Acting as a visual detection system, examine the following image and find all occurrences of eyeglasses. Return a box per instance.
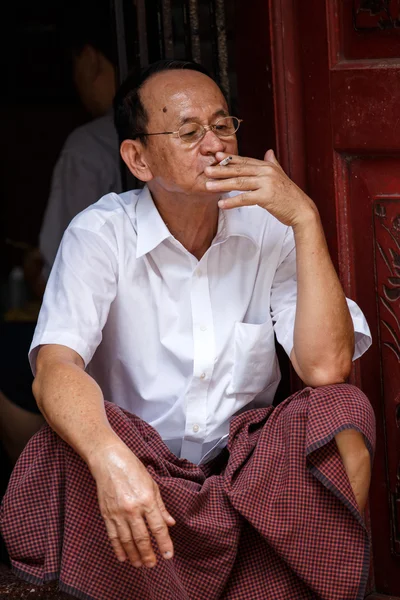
[134,116,243,144]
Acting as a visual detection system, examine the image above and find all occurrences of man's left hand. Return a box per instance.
[205,150,317,228]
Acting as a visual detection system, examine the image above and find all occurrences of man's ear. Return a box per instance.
[120,139,153,182]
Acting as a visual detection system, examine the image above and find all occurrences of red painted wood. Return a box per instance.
[233,0,275,161]
[268,0,306,189]
[331,66,400,152]
[268,0,400,595]
[341,0,400,61]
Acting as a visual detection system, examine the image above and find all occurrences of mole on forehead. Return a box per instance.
[162,106,168,113]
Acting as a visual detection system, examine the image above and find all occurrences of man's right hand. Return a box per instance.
[89,441,176,568]
[34,346,175,568]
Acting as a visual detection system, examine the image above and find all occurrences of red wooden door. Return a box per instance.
[266,0,400,596]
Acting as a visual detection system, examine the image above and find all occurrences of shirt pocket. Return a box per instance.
[228,319,278,395]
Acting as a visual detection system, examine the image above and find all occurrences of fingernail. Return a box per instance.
[133,561,142,568]
[145,561,156,568]
[164,551,173,559]
[218,200,226,208]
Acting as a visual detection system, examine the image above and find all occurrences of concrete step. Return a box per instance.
[0,564,73,599]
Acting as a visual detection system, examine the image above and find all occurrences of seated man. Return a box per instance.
[0,60,375,600]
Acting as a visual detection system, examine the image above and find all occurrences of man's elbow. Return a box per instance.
[32,365,47,412]
[301,359,353,388]
[291,346,354,388]
[32,349,48,409]
[32,373,43,407]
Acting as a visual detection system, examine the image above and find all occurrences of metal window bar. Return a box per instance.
[136,0,149,67]
[214,0,230,100]
[161,0,174,58]
[113,0,129,84]
[188,0,201,64]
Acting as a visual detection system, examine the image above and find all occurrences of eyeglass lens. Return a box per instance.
[179,117,240,143]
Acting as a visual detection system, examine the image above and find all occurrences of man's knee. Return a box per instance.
[313,383,375,429]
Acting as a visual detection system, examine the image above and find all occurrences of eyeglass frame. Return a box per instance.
[133,116,243,143]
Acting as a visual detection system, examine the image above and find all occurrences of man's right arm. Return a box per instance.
[33,344,176,569]
[34,344,118,461]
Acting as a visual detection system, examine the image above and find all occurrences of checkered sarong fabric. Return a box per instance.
[0,384,375,600]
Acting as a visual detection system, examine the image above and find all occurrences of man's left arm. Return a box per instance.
[288,209,354,386]
[205,149,368,387]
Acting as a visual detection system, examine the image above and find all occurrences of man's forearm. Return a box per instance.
[33,346,176,567]
[33,352,122,469]
[290,210,354,387]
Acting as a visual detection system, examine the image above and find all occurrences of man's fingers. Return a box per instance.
[206,157,265,179]
[145,504,175,560]
[114,522,143,567]
[129,516,158,566]
[156,488,176,527]
[206,177,259,193]
[207,165,263,179]
[218,192,258,209]
[215,152,258,168]
[109,537,129,563]
[105,521,132,565]
[264,149,282,170]
[119,538,143,568]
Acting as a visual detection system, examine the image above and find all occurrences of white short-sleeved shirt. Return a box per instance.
[39,112,122,278]
[30,186,372,464]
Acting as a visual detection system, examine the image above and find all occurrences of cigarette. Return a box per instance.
[218,156,233,166]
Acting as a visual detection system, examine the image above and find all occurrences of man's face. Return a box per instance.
[139,70,238,197]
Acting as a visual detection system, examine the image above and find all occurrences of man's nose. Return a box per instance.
[199,129,225,155]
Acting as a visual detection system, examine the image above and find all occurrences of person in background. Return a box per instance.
[31,0,122,290]
[0,0,122,465]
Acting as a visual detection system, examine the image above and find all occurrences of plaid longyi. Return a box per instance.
[0,384,375,600]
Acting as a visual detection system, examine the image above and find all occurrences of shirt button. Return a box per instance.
[192,424,199,433]
[200,372,206,379]
[200,325,207,331]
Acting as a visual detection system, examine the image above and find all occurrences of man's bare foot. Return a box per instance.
[334,429,371,513]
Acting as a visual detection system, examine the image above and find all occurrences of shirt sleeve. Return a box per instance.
[39,150,111,279]
[30,225,118,374]
[270,227,372,360]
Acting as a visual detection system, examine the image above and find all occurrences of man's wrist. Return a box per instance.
[291,203,322,236]
[85,430,128,471]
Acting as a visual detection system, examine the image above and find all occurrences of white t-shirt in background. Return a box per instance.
[39,112,122,278]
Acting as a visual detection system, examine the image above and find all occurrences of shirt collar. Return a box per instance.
[136,186,172,258]
[136,187,259,259]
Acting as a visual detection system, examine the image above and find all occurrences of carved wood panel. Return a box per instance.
[353,0,400,30]
[374,198,400,556]
[348,159,400,594]
[341,0,400,60]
